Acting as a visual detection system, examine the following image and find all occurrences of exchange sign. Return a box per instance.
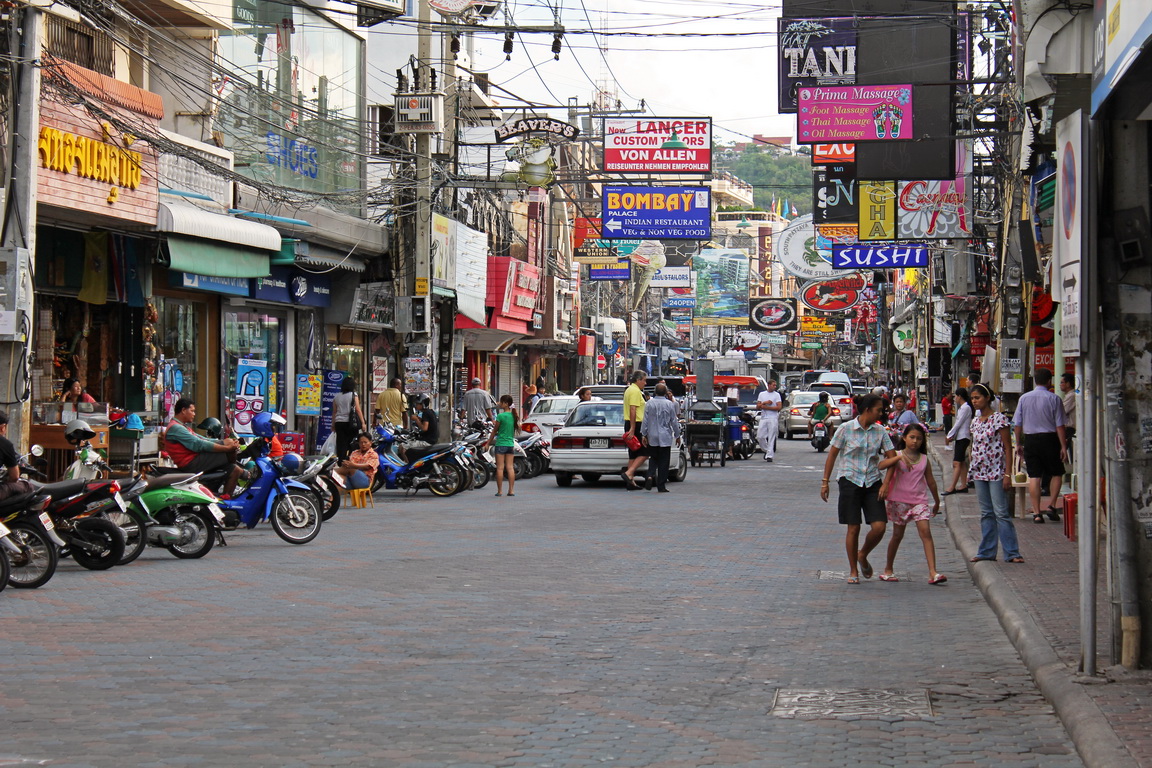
[832,243,929,269]
[602,186,711,239]
[603,118,712,173]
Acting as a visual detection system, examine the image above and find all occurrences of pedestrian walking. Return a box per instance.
[1013,368,1068,524]
[968,384,1024,563]
[1059,372,1076,464]
[375,377,408,429]
[889,393,919,429]
[487,394,518,497]
[461,377,497,428]
[641,382,682,492]
[621,370,648,489]
[820,393,897,585]
[755,379,782,462]
[878,423,945,584]
[941,390,954,434]
[943,387,973,495]
[332,378,366,461]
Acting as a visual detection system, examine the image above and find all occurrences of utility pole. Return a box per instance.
[0,5,43,445]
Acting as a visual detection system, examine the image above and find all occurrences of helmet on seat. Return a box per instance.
[279,452,303,474]
[64,419,96,444]
[197,417,223,439]
[251,411,275,438]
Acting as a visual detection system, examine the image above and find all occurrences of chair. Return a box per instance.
[347,487,373,509]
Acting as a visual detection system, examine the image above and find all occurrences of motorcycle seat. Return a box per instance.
[143,473,198,490]
[0,490,39,514]
[27,478,89,498]
[406,443,454,461]
[149,466,187,476]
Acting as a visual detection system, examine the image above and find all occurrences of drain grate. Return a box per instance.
[771,689,933,719]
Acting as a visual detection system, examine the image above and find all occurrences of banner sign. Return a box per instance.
[775,214,834,280]
[315,369,345,451]
[692,249,749,326]
[812,143,855,164]
[495,116,578,143]
[648,266,692,287]
[664,295,696,308]
[602,186,711,239]
[750,298,799,332]
[813,163,857,224]
[573,217,602,248]
[832,243,929,269]
[753,225,775,298]
[295,373,322,416]
[1056,111,1084,357]
[778,18,857,113]
[603,118,712,173]
[895,143,973,240]
[589,261,631,281]
[797,84,914,144]
[232,359,268,435]
[859,181,897,240]
[456,221,489,324]
[574,239,621,264]
[431,213,456,291]
[798,273,868,312]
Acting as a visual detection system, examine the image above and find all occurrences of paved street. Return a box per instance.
[1,438,1082,768]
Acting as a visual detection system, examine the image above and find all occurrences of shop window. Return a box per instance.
[46,14,114,76]
[152,297,204,418]
[223,310,286,418]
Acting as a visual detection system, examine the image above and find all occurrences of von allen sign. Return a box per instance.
[603,118,712,173]
[602,186,711,239]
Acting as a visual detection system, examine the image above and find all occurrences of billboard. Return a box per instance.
[797,273,869,312]
[603,118,712,173]
[797,84,914,143]
[589,261,631,281]
[602,186,711,239]
[832,243,929,269]
[649,267,692,287]
[813,163,857,224]
[692,249,750,326]
[749,298,799,332]
[775,214,834,281]
[778,18,857,113]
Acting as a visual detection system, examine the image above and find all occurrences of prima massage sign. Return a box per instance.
[797,85,914,144]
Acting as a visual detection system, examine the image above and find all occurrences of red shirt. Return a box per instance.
[941,396,953,416]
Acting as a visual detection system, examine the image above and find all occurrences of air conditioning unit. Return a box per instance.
[394,92,444,134]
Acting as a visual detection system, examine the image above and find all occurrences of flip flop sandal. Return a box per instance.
[929,574,948,585]
[970,556,995,562]
[879,574,900,582]
[846,576,860,584]
[1045,505,1061,521]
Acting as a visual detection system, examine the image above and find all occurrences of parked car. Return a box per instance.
[520,395,581,441]
[550,401,687,486]
[779,391,846,439]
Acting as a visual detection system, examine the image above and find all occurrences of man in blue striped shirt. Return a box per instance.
[641,383,682,492]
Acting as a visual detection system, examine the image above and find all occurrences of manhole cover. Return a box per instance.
[771,689,933,719]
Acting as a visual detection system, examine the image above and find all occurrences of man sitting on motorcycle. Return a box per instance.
[164,398,243,498]
[807,392,834,439]
[0,409,35,501]
[401,396,440,461]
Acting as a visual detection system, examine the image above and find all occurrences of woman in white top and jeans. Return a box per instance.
[943,387,972,495]
[332,377,366,461]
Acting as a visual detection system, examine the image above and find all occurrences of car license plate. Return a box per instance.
[38,512,54,530]
[0,521,9,537]
[208,503,226,523]
[588,438,609,449]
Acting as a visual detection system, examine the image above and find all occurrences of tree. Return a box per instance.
[719,146,813,215]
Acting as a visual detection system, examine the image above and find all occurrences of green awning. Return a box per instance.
[163,236,271,278]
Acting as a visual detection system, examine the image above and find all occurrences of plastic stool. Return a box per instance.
[348,488,372,509]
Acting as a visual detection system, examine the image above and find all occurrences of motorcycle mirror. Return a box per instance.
[30,444,44,457]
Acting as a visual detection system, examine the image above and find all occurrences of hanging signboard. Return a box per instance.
[778,18,857,113]
[692,249,749,326]
[648,266,692,287]
[892,323,916,354]
[832,243,929,269]
[775,214,834,280]
[798,273,868,312]
[573,239,620,264]
[589,261,631,281]
[896,143,973,240]
[797,84,914,144]
[1056,111,1084,357]
[812,143,855,164]
[859,181,897,240]
[603,118,712,173]
[749,298,799,332]
[813,163,857,224]
[232,359,268,435]
[601,186,711,239]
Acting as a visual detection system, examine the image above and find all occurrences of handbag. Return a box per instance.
[623,432,642,451]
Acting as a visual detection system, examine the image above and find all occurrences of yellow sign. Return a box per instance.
[859,181,896,241]
[414,277,429,296]
[37,125,142,202]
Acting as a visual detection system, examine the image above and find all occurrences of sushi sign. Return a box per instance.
[603,118,712,173]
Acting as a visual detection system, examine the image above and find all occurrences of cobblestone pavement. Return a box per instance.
[1,438,1081,768]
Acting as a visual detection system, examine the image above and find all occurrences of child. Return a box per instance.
[486,394,518,497]
[878,423,945,584]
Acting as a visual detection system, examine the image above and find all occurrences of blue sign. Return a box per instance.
[664,296,696,308]
[832,244,929,269]
[315,369,346,451]
[252,267,332,307]
[588,261,631,281]
[602,186,711,239]
[173,272,249,296]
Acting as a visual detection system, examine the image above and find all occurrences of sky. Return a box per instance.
[358,0,797,145]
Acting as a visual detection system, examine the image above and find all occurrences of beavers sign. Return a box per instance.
[495,117,578,143]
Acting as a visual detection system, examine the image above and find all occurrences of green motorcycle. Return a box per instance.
[108,473,224,565]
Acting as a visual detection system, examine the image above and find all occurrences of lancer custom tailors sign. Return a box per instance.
[797,84,914,144]
[603,118,712,173]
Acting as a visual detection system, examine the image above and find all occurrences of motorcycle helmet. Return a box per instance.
[269,412,287,428]
[251,411,275,438]
[279,452,303,474]
[64,418,97,444]
[197,417,223,439]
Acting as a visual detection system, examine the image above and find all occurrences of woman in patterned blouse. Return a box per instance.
[967,384,1023,564]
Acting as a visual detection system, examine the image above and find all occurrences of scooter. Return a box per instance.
[112,472,224,564]
[291,454,341,520]
[369,422,467,497]
[1,447,68,588]
[31,475,127,571]
[811,420,831,453]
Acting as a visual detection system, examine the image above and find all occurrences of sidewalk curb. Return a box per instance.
[930,448,1136,768]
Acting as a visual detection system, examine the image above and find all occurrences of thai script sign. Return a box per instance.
[602,186,711,239]
[797,84,914,143]
[778,18,857,113]
[603,118,712,173]
[832,244,929,269]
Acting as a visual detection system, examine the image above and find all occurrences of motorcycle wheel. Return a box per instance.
[370,469,386,494]
[0,543,9,592]
[166,508,216,559]
[69,518,125,571]
[317,476,342,521]
[471,462,492,490]
[525,453,545,479]
[6,522,58,589]
[512,456,528,479]
[270,491,322,545]
[426,463,464,497]
[107,507,148,566]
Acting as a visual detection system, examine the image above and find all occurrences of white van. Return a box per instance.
[815,371,853,389]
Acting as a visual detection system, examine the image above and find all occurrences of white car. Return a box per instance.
[521,395,581,442]
[550,400,688,486]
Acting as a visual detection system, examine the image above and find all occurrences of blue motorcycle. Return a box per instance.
[368,422,466,497]
[217,414,322,544]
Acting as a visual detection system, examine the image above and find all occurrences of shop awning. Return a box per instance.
[163,236,271,279]
[158,201,282,252]
[296,245,367,273]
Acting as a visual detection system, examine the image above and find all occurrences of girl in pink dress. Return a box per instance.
[878,423,945,584]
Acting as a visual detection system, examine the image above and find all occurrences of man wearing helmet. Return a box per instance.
[165,398,243,497]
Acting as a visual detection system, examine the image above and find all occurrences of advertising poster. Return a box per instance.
[692,249,749,326]
[405,356,433,397]
[603,117,712,173]
[295,373,322,416]
[589,261,631,281]
[896,143,973,240]
[430,213,457,291]
[232,358,268,435]
[797,84,914,143]
[813,163,857,224]
[778,18,857,113]
[775,214,835,281]
[797,273,869,312]
[749,298,799,332]
[315,369,345,451]
[455,221,488,324]
[370,356,390,393]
